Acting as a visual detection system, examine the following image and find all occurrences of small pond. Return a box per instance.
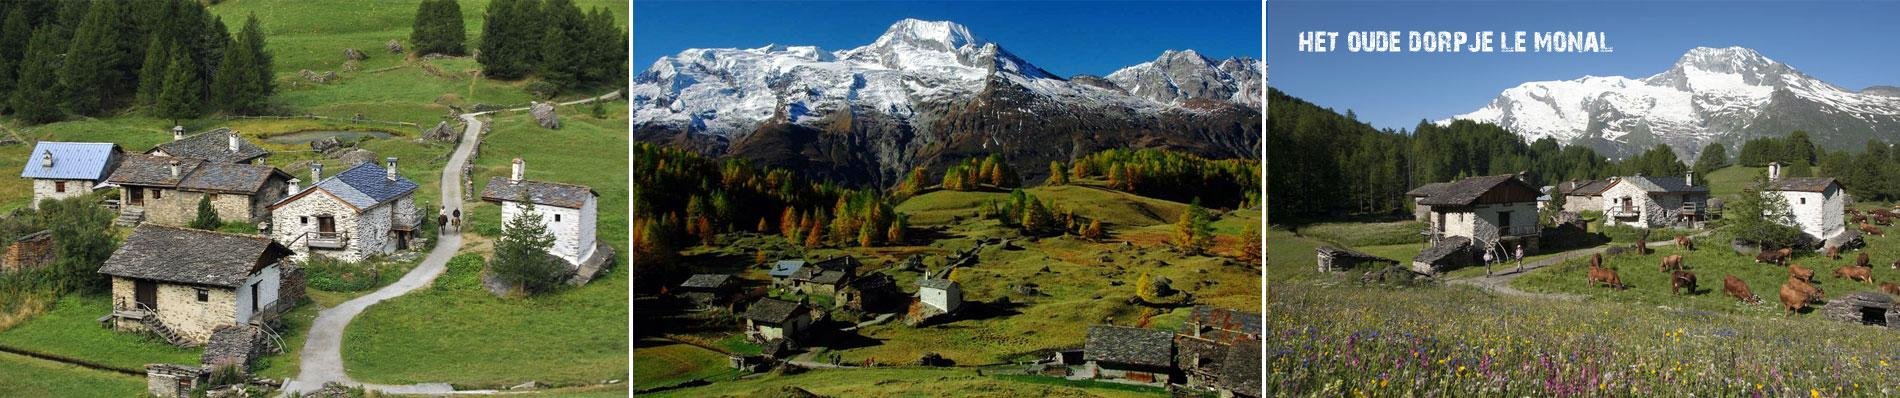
[263,130,393,144]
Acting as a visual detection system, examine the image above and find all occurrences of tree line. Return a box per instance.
[0,0,274,124]
[477,0,626,94]
[1268,88,1697,224]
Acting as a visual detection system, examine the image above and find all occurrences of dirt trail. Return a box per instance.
[1447,232,1711,301]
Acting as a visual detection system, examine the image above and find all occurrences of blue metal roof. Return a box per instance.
[20,142,119,181]
[303,162,418,210]
[769,260,806,277]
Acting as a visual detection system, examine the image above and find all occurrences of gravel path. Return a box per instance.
[1446,232,1711,301]
[281,94,617,395]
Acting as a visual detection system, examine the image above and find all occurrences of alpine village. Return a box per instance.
[0,1,631,397]
[632,19,1264,398]
[1270,46,1900,394]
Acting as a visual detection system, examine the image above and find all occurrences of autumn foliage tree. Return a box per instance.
[1173,199,1216,254]
[1045,161,1068,186]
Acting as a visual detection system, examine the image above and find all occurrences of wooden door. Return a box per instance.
[134,280,157,310]
[317,216,336,234]
[251,281,261,313]
[129,187,143,205]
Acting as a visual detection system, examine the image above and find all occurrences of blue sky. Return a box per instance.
[1267,2,1900,131]
[633,1,1263,78]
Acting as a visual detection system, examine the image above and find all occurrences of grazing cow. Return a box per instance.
[1858,252,1872,268]
[1634,239,1649,255]
[1724,275,1760,304]
[1587,263,1626,290]
[1755,248,1793,265]
[1780,283,1817,315]
[1787,276,1825,302]
[1878,214,1895,226]
[1883,282,1900,297]
[1862,222,1886,237]
[1671,271,1698,295]
[1853,214,1868,224]
[1591,253,1603,269]
[1835,265,1875,284]
[1826,245,1842,260]
[1675,235,1694,250]
[1790,263,1816,283]
[1660,255,1684,272]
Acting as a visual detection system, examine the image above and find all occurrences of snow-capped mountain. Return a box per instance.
[1107,49,1263,108]
[632,19,1260,186]
[1443,46,1900,159]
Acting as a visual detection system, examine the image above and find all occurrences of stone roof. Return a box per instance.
[1613,176,1708,193]
[1405,182,1449,197]
[743,298,808,325]
[1413,236,1472,265]
[679,274,732,289]
[813,256,860,272]
[1218,339,1262,393]
[20,142,120,181]
[1316,246,1397,264]
[1563,179,1613,196]
[769,260,805,278]
[97,225,291,288]
[810,270,847,285]
[150,129,268,164]
[481,177,596,209]
[1414,174,1534,206]
[107,154,288,194]
[850,273,896,291]
[274,161,417,211]
[1765,177,1841,193]
[919,278,956,290]
[1190,306,1262,337]
[1084,325,1175,368]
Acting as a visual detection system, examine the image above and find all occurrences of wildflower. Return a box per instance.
[1812,389,1821,398]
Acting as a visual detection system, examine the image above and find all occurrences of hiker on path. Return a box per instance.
[1515,244,1526,273]
[1483,248,1495,277]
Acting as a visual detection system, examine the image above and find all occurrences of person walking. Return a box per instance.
[1515,244,1526,273]
[1483,248,1495,277]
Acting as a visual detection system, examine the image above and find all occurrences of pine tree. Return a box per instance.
[491,198,563,295]
[135,36,172,108]
[10,26,65,124]
[61,0,123,115]
[477,0,540,79]
[190,194,222,230]
[536,1,583,89]
[155,47,204,120]
[0,6,34,105]
[212,15,273,114]
[410,0,467,56]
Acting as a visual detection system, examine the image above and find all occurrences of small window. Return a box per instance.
[1800,198,1807,205]
[554,214,562,222]
[301,216,309,224]
[153,189,162,199]
[194,288,209,302]
[54,181,66,192]
[209,194,219,201]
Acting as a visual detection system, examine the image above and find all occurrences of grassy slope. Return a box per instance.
[645,368,1164,398]
[632,338,737,391]
[0,295,200,371]
[342,109,629,388]
[0,352,145,397]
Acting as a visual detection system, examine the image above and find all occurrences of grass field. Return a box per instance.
[0,352,145,397]
[0,295,200,372]
[632,338,740,391]
[645,367,1167,398]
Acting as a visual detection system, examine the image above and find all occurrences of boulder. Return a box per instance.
[385,39,404,53]
[341,60,360,72]
[299,69,331,83]
[335,148,380,166]
[342,48,366,61]
[530,101,560,129]
[421,121,457,142]
[309,137,344,154]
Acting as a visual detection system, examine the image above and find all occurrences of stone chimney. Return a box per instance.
[511,158,525,183]
[310,163,323,182]
[172,126,184,141]
[287,178,301,195]
[168,160,180,179]
[385,157,398,181]
[1769,162,1782,181]
[1686,172,1694,187]
[228,133,240,153]
[40,151,52,167]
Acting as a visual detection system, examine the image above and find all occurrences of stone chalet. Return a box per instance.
[840,273,904,313]
[19,142,123,208]
[480,158,601,266]
[149,127,270,165]
[1600,175,1710,229]
[268,160,420,263]
[1176,307,1262,397]
[768,260,806,288]
[787,256,861,296]
[1763,162,1851,245]
[743,297,815,343]
[1411,174,1542,273]
[98,225,302,346]
[1083,325,1177,385]
[105,154,292,227]
[677,274,735,310]
[917,276,962,314]
[1557,179,1613,214]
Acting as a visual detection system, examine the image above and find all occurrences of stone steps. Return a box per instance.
[114,208,145,227]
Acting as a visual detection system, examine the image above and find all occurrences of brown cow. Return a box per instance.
[1634,239,1649,255]
[1675,235,1694,250]
[1858,252,1872,268]
[1787,276,1825,303]
[1882,282,1900,297]
[1780,283,1816,315]
[1826,245,1842,260]
[1790,263,1816,283]
[1755,248,1793,265]
[1587,264,1626,290]
[1835,265,1875,284]
[1862,222,1886,237]
[1724,275,1760,304]
[1591,253,1603,269]
[1853,214,1868,224]
[1660,255,1684,273]
[1671,271,1698,295]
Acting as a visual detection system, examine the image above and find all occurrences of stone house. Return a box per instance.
[768,260,806,288]
[1600,175,1709,229]
[840,273,904,313]
[98,225,299,346]
[19,142,123,208]
[1405,182,1450,222]
[785,256,860,296]
[1556,179,1612,214]
[0,230,54,273]
[268,160,421,263]
[1176,307,1262,397]
[743,297,815,343]
[105,154,292,227]
[677,274,735,310]
[918,276,962,314]
[1763,162,1849,244]
[480,158,600,266]
[1411,174,1541,272]
[149,127,269,165]
[1082,325,1177,385]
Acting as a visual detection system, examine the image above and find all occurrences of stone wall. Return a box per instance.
[144,364,201,398]
[500,199,593,265]
[112,277,238,345]
[0,231,53,272]
[125,187,266,226]
[1780,188,1847,241]
[31,178,95,208]
[272,192,401,263]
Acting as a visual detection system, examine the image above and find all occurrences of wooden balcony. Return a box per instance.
[308,232,347,249]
